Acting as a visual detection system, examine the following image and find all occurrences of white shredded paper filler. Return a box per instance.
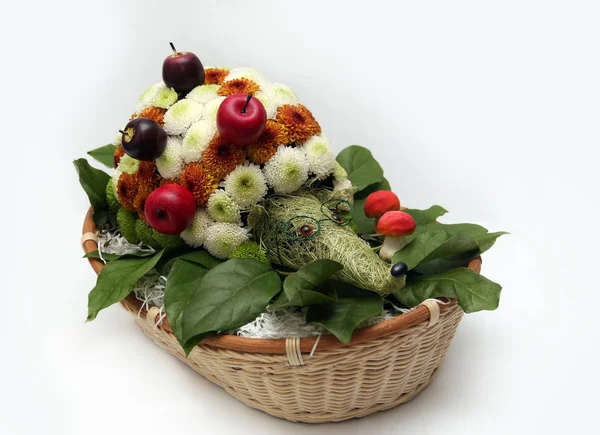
[97,228,411,339]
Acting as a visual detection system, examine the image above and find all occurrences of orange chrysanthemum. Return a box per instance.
[247,120,287,164]
[138,106,167,127]
[180,163,219,206]
[137,161,160,184]
[114,145,125,168]
[134,183,155,221]
[160,178,180,186]
[201,135,246,179]
[218,78,260,97]
[117,172,139,211]
[276,104,322,144]
[204,68,229,85]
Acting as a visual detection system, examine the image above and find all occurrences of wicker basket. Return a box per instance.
[82,208,480,423]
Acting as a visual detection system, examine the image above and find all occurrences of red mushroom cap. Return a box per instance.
[364,190,401,218]
[376,210,416,237]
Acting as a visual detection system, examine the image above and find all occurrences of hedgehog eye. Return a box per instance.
[320,198,353,226]
[283,216,321,241]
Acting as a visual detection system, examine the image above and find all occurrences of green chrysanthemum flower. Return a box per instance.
[333,160,348,182]
[182,120,216,164]
[254,92,277,119]
[261,82,298,108]
[263,146,309,194]
[207,190,241,223]
[156,136,185,179]
[223,163,268,209]
[137,82,163,111]
[203,96,226,125]
[135,219,160,248]
[302,135,335,179]
[117,208,140,244]
[229,241,270,264]
[152,230,185,248]
[203,222,249,259]
[151,84,178,109]
[116,154,140,174]
[163,99,204,135]
[106,179,120,212]
[186,84,220,104]
[180,209,213,248]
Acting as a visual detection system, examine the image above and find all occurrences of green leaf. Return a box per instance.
[73,158,111,226]
[336,145,384,192]
[163,259,210,348]
[352,178,391,235]
[306,295,383,343]
[272,260,342,308]
[392,230,479,270]
[472,231,509,254]
[395,268,501,313]
[87,144,117,168]
[87,249,164,321]
[181,259,281,354]
[404,205,448,226]
[160,249,223,276]
[83,250,155,262]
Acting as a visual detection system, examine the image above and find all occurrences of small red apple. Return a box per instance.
[162,43,205,94]
[145,184,196,235]
[121,118,167,161]
[217,93,267,146]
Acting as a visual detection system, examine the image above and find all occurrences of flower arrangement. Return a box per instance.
[76,44,505,357]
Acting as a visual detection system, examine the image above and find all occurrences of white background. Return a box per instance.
[1,1,598,434]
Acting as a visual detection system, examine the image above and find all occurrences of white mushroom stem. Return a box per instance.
[379,236,409,262]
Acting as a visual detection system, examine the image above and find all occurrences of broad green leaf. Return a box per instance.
[395,268,501,313]
[336,145,384,192]
[160,249,223,275]
[87,250,164,321]
[182,259,281,354]
[272,260,342,308]
[352,178,391,235]
[306,295,383,343]
[392,230,479,270]
[404,205,448,226]
[88,144,117,168]
[472,231,509,254]
[73,158,111,226]
[163,259,210,348]
[83,250,155,262]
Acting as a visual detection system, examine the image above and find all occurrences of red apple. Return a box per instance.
[121,118,167,161]
[145,184,196,235]
[217,93,267,146]
[162,43,205,94]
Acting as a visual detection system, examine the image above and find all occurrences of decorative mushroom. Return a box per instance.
[364,190,400,219]
[376,210,417,262]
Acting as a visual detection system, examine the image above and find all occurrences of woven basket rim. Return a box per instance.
[82,207,481,354]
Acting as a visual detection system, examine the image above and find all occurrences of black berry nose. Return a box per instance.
[391,262,408,277]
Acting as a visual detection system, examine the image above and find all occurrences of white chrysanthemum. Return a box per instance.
[156,136,184,179]
[207,190,241,224]
[163,99,204,135]
[334,178,353,192]
[151,84,178,109]
[254,91,277,120]
[261,82,298,108]
[224,67,269,87]
[333,160,348,182]
[116,154,140,174]
[182,120,216,163]
[224,163,268,209]
[180,210,213,248]
[204,222,249,259]
[203,96,226,125]
[137,82,163,111]
[111,169,122,190]
[263,146,309,194]
[302,135,336,179]
[112,131,123,147]
[186,84,220,104]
